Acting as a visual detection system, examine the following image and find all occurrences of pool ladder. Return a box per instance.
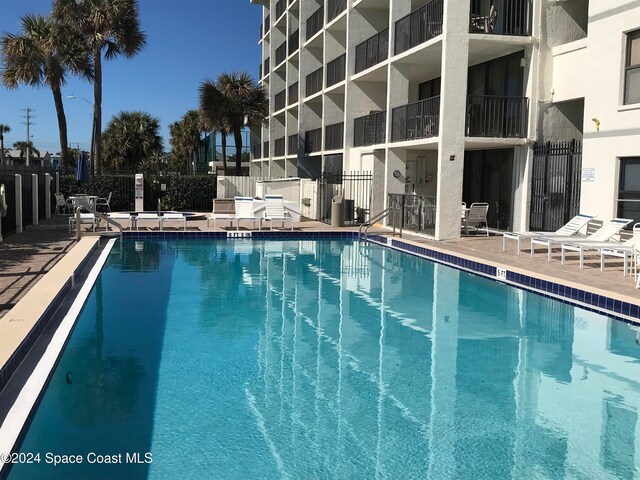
[358,206,402,241]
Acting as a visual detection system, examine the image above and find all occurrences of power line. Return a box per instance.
[20,108,36,165]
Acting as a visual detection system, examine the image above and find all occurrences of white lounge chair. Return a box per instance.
[232,197,261,231]
[207,198,235,229]
[503,213,595,256]
[462,202,489,236]
[136,213,161,231]
[107,212,136,230]
[69,213,97,232]
[600,239,635,276]
[545,218,633,266]
[262,194,293,231]
[161,213,186,231]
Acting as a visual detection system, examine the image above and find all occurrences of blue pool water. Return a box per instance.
[7,239,640,479]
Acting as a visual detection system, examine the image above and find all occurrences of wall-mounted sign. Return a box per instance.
[582,168,595,182]
[161,183,166,191]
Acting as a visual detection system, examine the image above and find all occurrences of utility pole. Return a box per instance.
[20,108,36,166]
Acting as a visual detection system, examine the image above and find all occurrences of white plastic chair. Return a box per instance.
[462,202,489,236]
[262,194,293,231]
[95,192,112,212]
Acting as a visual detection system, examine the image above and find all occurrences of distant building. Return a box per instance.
[4,149,51,167]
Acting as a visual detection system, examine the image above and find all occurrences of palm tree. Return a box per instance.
[53,0,146,175]
[102,111,162,170]
[1,14,91,169]
[215,73,268,175]
[0,124,10,165]
[169,110,203,173]
[13,141,40,162]
[199,80,232,176]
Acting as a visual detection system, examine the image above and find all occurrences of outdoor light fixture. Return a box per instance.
[592,118,600,131]
[393,170,402,179]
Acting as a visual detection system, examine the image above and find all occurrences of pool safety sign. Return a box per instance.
[582,168,595,182]
[227,232,252,238]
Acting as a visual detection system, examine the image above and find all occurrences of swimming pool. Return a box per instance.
[4,238,640,479]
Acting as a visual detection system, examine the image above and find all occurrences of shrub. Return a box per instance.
[60,175,135,211]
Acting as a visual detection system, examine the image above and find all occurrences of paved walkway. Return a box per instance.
[0,216,75,319]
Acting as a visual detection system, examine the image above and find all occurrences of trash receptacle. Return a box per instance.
[331,195,344,227]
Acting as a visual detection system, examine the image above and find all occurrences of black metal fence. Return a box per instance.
[274,137,286,157]
[0,173,17,236]
[388,193,437,236]
[326,54,346,87]
[306,5,324,40]
[355,28,389,74]
[306,67,323,96]
[392,96,440,142]
[305,128,322,154]
[466,95,529,138]
[395,0,444,55]
[275,42,287,66]
[38,174,47,220]
[288,82,299,105]
[325,122,344,150]
[319,172,372,224]
[274,90,286,111]
[327,0,346,22]
[530,140,582,232]
[470,0,532,36]
[289,29,299,55]
[354,111,386,147]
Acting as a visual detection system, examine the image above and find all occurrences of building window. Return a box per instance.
[617,157,640,225]
[624,29,640,104]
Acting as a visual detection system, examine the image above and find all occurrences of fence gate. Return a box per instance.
[530,140,582,232]
[318,172,372,224]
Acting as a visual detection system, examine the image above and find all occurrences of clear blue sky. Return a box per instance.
[0,0,262,154]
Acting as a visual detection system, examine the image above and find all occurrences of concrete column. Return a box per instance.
[435,2,470,240]
[45,173,52,219]
[512,146,532,231]
[32,174,39,226]
[385,148,406,205]
[15,174,22,233]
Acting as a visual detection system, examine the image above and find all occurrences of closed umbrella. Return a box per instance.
[76,151,90,184]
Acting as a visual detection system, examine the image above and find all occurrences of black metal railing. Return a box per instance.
[288,82,299,105]
[391,96,440,142]
[466,95,529,138]
[274,90,286,111]
[354,111,386,147]
[319,171,372,224]
[395,0,444,55]
[276,0,286,19]
[252,144,261,159]
[289,29,299,55]
[305,128,322,153]
[264,57,270,75]
[264,15,270,33]
[326,54,346,87]
[306,67,323,96]
[274,137,285,157]
[470,0,532,36]
[327,0,346,22]
[306,5,324,40]
[388,193,437,236]
[325,122,344,150]
[276,42,287,65]
[355,28,389,74]
[263,141,270,158]
[288,134,298,156]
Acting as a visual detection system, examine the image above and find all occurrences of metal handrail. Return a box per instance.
[359,206,402,241]
[75,205,123,243]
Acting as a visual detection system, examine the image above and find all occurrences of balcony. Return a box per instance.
[252,144,261,159]
[306,5,324,41]
[288,82,299,105]
[327,0,346,23]
[288,134,298,155]
[354,111,386,147]
[391,96,440,142]
[325,122,344,150]
[465,95,529,138]
[355,29,389,74]
[305,128,322,153]
[288,29,299,55]
[274,137,285,157]
[306,67,323,97]
[263,141,270,158]
[326,54,346,88]
[274,90,286,111]
[275,0,286,19]
[275,42,287,66]
[469,0,532,36]
[394,0,443,56]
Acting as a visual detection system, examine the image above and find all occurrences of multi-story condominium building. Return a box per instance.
[250,0,640,240]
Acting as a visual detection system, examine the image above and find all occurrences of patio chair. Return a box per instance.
[207,198,235,229]
[261,194,293,231]
[95,192,112,212]
[137,213,161,231]
[535,218,633,265]
[69,213,97,232]
[600,231,637,276]
[161,213,186,231]
[54,193,68,214]
[461,202,467,219]
[232,197,261,231]
[503,213,595,256]
[107,212,136,230]
[462,202,489,236]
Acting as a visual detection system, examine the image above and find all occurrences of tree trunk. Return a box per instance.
[234,126,243,176]
[93,48,103,175]
[221,132,228,176]
[51,85,69,170]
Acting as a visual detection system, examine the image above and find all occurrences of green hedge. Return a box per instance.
[60,175,135,211]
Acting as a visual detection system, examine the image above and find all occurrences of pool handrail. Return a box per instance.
[359,206,402,241]
[75,203,123,243]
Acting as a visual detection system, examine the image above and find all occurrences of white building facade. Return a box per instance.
[250,0,638,240]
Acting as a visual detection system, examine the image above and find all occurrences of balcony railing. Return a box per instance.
[288,29,299,55]
[288,82,299,105]
[264,57,270,76]
[276,0,286,19]
[305,128,322,153]
[466,95,529,138]
[391,96,440,142]
[288,134,298,156]
[252,144,261,159]
[469,0,532,36]
[264,15,270,34]
[275,42,287,66]
[355,28,389,74]
[395,0,444,55]
[325,122,344,150]
[274,137,285,157]
[327,0,346,23]
[326,54,346,87]
[263,141,270,158]
[274,90,286,111]
[306,5,324,41]
[388,194,437,236]
[306,67,323,96]
[354,111,386,147]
